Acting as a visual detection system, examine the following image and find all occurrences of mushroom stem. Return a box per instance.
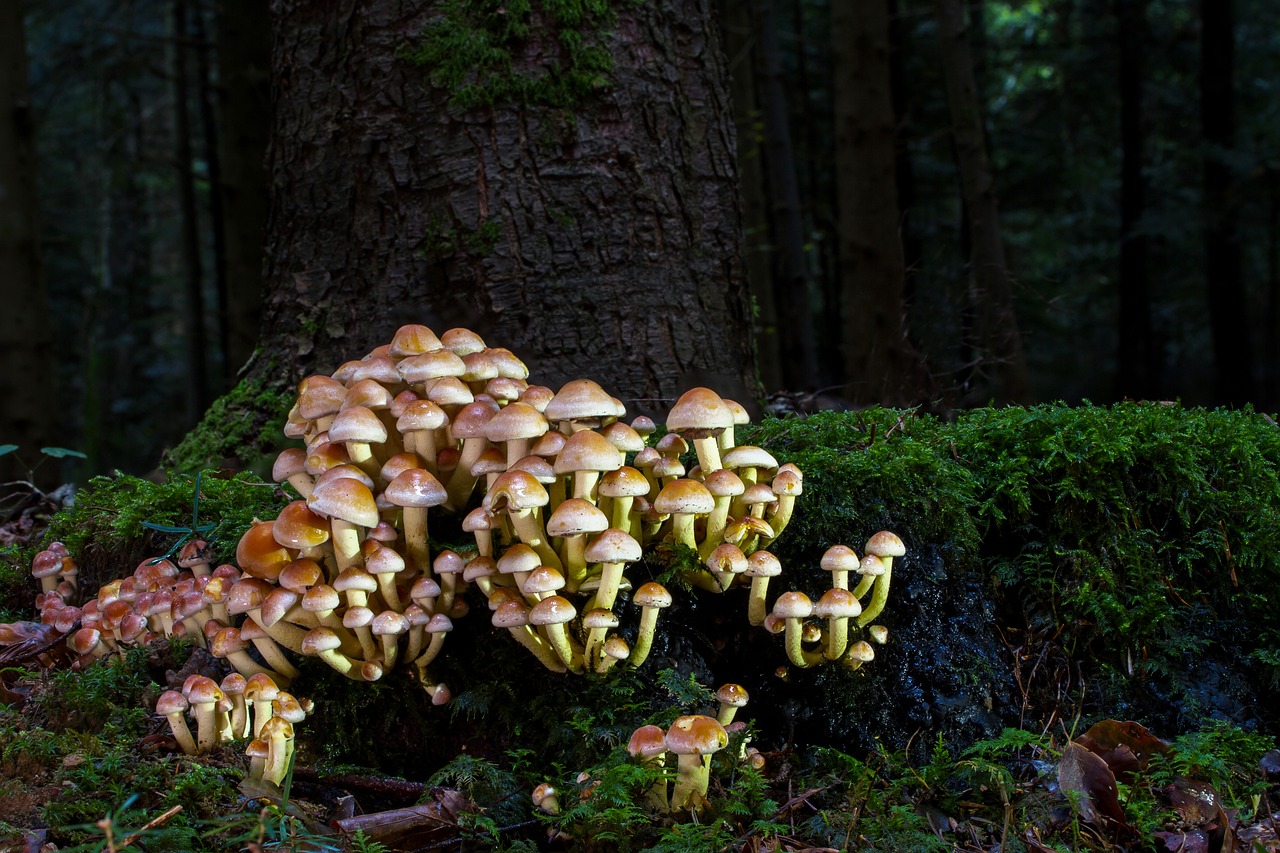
[857,561,893,627]
[670,754,712,812]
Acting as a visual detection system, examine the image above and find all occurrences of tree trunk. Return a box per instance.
[720,0,783,392]
[834,0,932,406]
[172,0,210,425]
[750,0,820,389]
[254,0,757,415]
[214,0,271,379]
[1200,0,1252,404]
[1114,0,1157,400]
[192,3,230,391]
[933,0,1031,404]
[0,5,56,483]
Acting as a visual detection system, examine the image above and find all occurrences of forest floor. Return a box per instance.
[3,501,1280,853]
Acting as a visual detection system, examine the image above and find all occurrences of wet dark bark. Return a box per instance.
[934,0,1031,404]
[1200,0,1252,404]
[0,6,56,483]
[834,0,932,406]
[256,0,757,415]
[1115,0,1157,399]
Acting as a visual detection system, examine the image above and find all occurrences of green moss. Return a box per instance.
[402,0,626,110]
[0,470,291,608]
[746,402,1280,700]
[163,376,294,478]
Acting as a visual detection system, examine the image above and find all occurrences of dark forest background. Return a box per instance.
[4,0,1280,478]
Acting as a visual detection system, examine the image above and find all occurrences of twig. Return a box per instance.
[120,805,183,848]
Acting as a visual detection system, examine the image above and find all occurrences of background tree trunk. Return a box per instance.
[720,0,783,393]
[1115,0,1157,399]
[750,0,820,390]
[834,0,933,406]
[253,0,757,415]
[172,0,210,425]
[934,0,1031,404]
[0,6,56,483]
[214,0,271,380]
[1200,0,1252,405]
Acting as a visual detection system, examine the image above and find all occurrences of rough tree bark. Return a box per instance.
[0,6,56,482]
[834,0,933,406]
[1200,0,1253,404]
[250,0,756,415]
[933,0,1031,404]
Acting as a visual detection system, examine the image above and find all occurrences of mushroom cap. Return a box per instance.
[301,626,344,655]
[598,466,651,498]
[865,530,906,558]
[820,545,860,573]
[665,714,728,756]
[308,478,379,527]
[547,499,610,538]
[485,401,549,443]
[350,356,401,388]
[363,544,406,577]
[384,468,448,508]
[492,599,532,628]
[344,378,394,411]
[813,587,862,618]
[772,590,814,619]
[156,689,189,716]
[665,387,734,436]
[302,583,341,612]
[328,405,388,445]
[396,399,448,433]
[519,384,555,413]
[440,327,487,355]
[433,550,468,576]
[509,455,556,483]
[343,605,374,629]
[602,636,630,662]
[210,627,249,657]
[771,467,803,496]
[273,502,331,550]
[522,566,567,596]
[469,448,509,478]
[744,550,782,578]
[244,672,280,702]
[529,595,577,626]
[581,608,619,630]
[627,724,668,759]
[271,445,308,484]
[496,544,542,576]
[741,483,778,507]
[721,445,779,471]
[704,467,745,497]
[296,375,347,420]
[483,470,550,512]
[599,422,645,453]
[186,675,224,705]
[371,610,410,636]
[450,401,499,439]
[388,323,443,357]
[236,521,294,582]
[847,640,876,662]
[461,350,498,384]
[716,683,750,708]
[553,429,624,475]
[858,554,886,577]
[424,376,473,408]
[654,479,715,515]
[530,429,567,458]
[334,566,379,594]
[226,577,273,616]
[410,576,442,600]
[314,463,376,491]
[705,543,748,575]
[380,452,424,485]
[633,581,672,609]
[584,528,643,564]
[462,555,498,583]
[544,379,618,423]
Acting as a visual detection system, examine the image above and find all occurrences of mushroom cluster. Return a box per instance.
[156,671,308,786]
[32,323,905,704]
